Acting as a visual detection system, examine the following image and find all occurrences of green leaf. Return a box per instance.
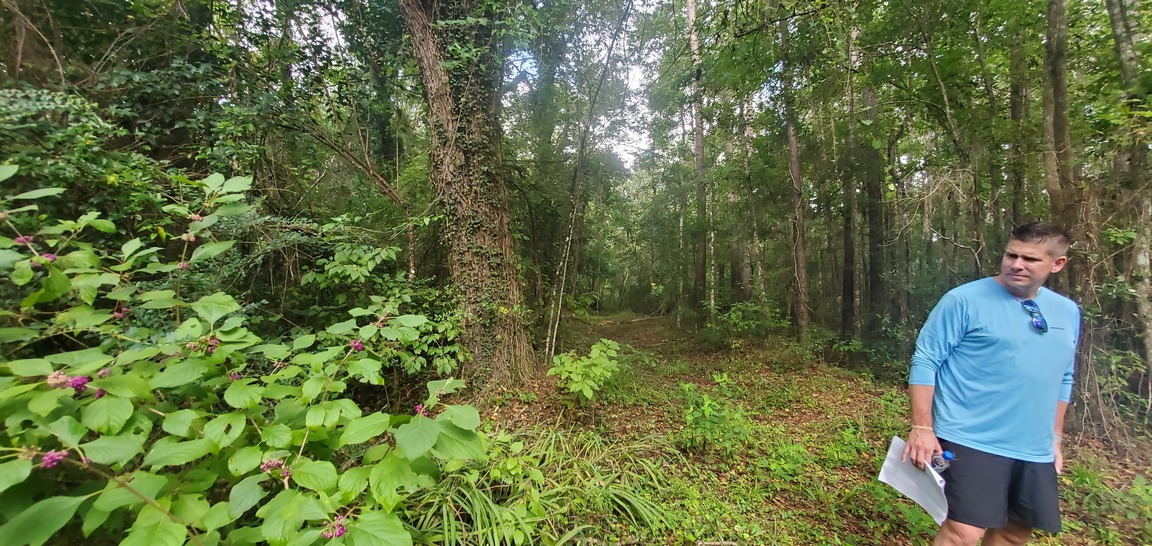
[190,292,241,326]
[0,459,33,497]
[10,262,33,286]
[190,241,235,263]
[46,416,89,447]
[215,203,254,217]
[81,396,134,435]
[221,176,253,193]
[151,358,208,389]
[393,315,428,328]
[89,219,116,233]
[9,187,65,200]
[425,378,465,401]
[347,510,413,546]
[121,238,144,259]
[5,358,52,376]
[27,389,67,416]
[292,334,316,350]
[394,416,438,460]
[224,380,264,409]
[0,495,85,546]
[142,438,213,468]
[257,490,326,544]
[438,405,480,431]
[203,412,246,449]
[339,413,392,447]
[228,446,263,477]
[121,504,187,546]
[45,347,113,369]
[0,249,23,270]
[305,405,328,430]
[0,327,38,342]
[431,423,486,461]
[0,164,17,182]
[337,466,371,500]
[291,459,338,492]
[95,374,153,399]
[200,502,234,531]
[172,494,210,523]
[201,173,226,193]
[174,317,204,339]
[85,471,168,536]
[161,409,200,437]
[261,423,292,448]
[94,472,168,512]
[228,475,268,518]
[325,319,357,335]
[301,376,327,402]
[114,345,160,366]
[368,453,420,511]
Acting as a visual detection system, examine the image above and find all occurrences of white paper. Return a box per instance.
[877,436,948,525]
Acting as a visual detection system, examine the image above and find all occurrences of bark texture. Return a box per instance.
[398,0,535,387]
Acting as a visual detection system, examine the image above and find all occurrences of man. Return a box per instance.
[902,222,1080,546]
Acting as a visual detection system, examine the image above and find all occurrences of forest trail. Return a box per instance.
[484,316,1128,545]
[488,316,928,544]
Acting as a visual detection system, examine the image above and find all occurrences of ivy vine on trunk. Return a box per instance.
[398,0,535,388]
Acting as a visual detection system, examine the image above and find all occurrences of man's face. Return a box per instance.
[999,239,1068,297]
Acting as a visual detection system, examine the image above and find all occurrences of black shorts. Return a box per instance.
[938,439,1062,534]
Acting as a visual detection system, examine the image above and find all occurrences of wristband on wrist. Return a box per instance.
[910,425,934,431]
[1054,434,1064,443]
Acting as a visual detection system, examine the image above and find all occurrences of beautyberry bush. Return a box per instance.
[0,166,502,546]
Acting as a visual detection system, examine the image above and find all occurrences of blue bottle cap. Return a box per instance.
[941,450,954,460]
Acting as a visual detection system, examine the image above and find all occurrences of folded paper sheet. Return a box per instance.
[877,436,948,525]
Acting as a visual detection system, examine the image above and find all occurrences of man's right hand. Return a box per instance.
[902,427,942,470]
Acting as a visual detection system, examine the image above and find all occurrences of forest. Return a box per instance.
[0,0,1149,544]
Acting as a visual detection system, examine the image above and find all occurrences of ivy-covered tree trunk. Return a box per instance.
[398,0,536,387]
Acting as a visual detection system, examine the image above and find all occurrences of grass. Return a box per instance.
[487,316,1152,545]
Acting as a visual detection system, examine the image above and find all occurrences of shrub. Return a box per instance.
[0,167,529,546]
[547,339,621,406]
[676,382,752,456]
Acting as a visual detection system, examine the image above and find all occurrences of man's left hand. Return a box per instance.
[1054,440,1064,474]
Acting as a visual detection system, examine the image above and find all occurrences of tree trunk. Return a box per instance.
[688,0,709,317]
[861,87,887,339]
[1043,0,1078,235]
[1008,41,1030,225]
[779,18,810,344]
[399,0,535,387]
[840,27,858,339]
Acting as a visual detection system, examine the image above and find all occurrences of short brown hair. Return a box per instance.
[1010,222,1071,257]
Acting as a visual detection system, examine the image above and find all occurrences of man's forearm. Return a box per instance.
[909,384,935,427]
[1055,400,1068,438]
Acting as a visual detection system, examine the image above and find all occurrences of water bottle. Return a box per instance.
[931,450,955,473]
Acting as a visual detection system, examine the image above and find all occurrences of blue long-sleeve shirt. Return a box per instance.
[909,277,1079,462]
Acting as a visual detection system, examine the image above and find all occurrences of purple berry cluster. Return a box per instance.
[46,371,100,396]
[348,339,364,352]
[322,515,348,539]
[39,450,68,469]
[185,336,222,355]
[261,459,291,478]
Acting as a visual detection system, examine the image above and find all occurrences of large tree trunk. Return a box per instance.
[399,0,535,387]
